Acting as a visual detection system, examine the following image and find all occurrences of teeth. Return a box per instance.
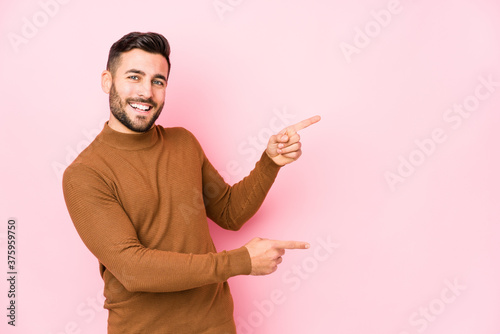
[130,103,151,111]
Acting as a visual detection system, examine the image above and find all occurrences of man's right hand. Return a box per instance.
[244,237,310,275]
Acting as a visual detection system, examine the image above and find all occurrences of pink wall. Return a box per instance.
[2,0,500,333]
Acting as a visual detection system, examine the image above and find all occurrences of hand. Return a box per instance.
[266,115,321,166]
[244,237,310,275]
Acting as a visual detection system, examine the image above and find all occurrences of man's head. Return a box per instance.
[101,32,171,134]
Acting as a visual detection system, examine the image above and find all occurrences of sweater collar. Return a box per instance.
[97,122,159,150]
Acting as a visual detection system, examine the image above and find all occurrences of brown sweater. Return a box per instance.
[62,123,281,333]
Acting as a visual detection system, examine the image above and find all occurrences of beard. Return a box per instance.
[109,83,164,133]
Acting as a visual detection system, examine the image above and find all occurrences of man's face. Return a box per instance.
[104,49,169,133]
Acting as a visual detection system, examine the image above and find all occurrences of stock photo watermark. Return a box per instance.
[339,0,404,63]
[6,218,18,327]
[398,278,466,334]
[385,74,499,191]
[213,0,245,21]
[7,0,72,53]
[236,235,340,333]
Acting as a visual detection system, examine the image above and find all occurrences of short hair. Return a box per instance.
[106,32,171,77]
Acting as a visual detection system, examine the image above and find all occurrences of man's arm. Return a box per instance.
[63,163,252,293]
[63,163,309,290]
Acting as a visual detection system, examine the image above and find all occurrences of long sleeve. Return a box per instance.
[201,151,282,230]
[62,123,275,333]
[62,163,251,293]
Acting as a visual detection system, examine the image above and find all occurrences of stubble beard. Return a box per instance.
[109,83,164,133]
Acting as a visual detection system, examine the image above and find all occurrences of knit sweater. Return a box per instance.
[62,122,281,333]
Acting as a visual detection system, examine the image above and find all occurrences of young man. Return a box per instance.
[63,32,320,333]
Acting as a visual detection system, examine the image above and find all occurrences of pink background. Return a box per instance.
[1,0,500,333]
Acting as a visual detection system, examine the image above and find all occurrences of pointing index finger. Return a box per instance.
[290,115,321,133]
[273,240,310,250]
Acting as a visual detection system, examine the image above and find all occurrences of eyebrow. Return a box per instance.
[125,69,167,82]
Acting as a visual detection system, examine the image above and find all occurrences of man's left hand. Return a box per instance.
[266,115,321,167]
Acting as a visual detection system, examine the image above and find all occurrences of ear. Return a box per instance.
[101,70,112,94]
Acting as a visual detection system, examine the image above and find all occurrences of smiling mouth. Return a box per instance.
[129,102,153,112]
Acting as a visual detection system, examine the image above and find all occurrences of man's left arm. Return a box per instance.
[202,115,321,230]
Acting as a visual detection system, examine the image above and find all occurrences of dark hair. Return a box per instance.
[106,32,171,77]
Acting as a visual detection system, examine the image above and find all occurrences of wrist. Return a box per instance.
[227,246,252,276]
[264,150,283,167]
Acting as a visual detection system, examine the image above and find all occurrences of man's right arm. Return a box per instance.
[62,163,252,293]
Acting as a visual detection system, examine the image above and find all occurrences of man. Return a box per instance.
[62,32,320,333]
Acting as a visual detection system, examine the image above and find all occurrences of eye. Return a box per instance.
[128,75,139,80]
[153,80,165,86]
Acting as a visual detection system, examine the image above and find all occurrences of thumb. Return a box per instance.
[270,128,288,144]
[278,128,289,142]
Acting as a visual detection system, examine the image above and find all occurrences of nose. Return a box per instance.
[137,81,153,99]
